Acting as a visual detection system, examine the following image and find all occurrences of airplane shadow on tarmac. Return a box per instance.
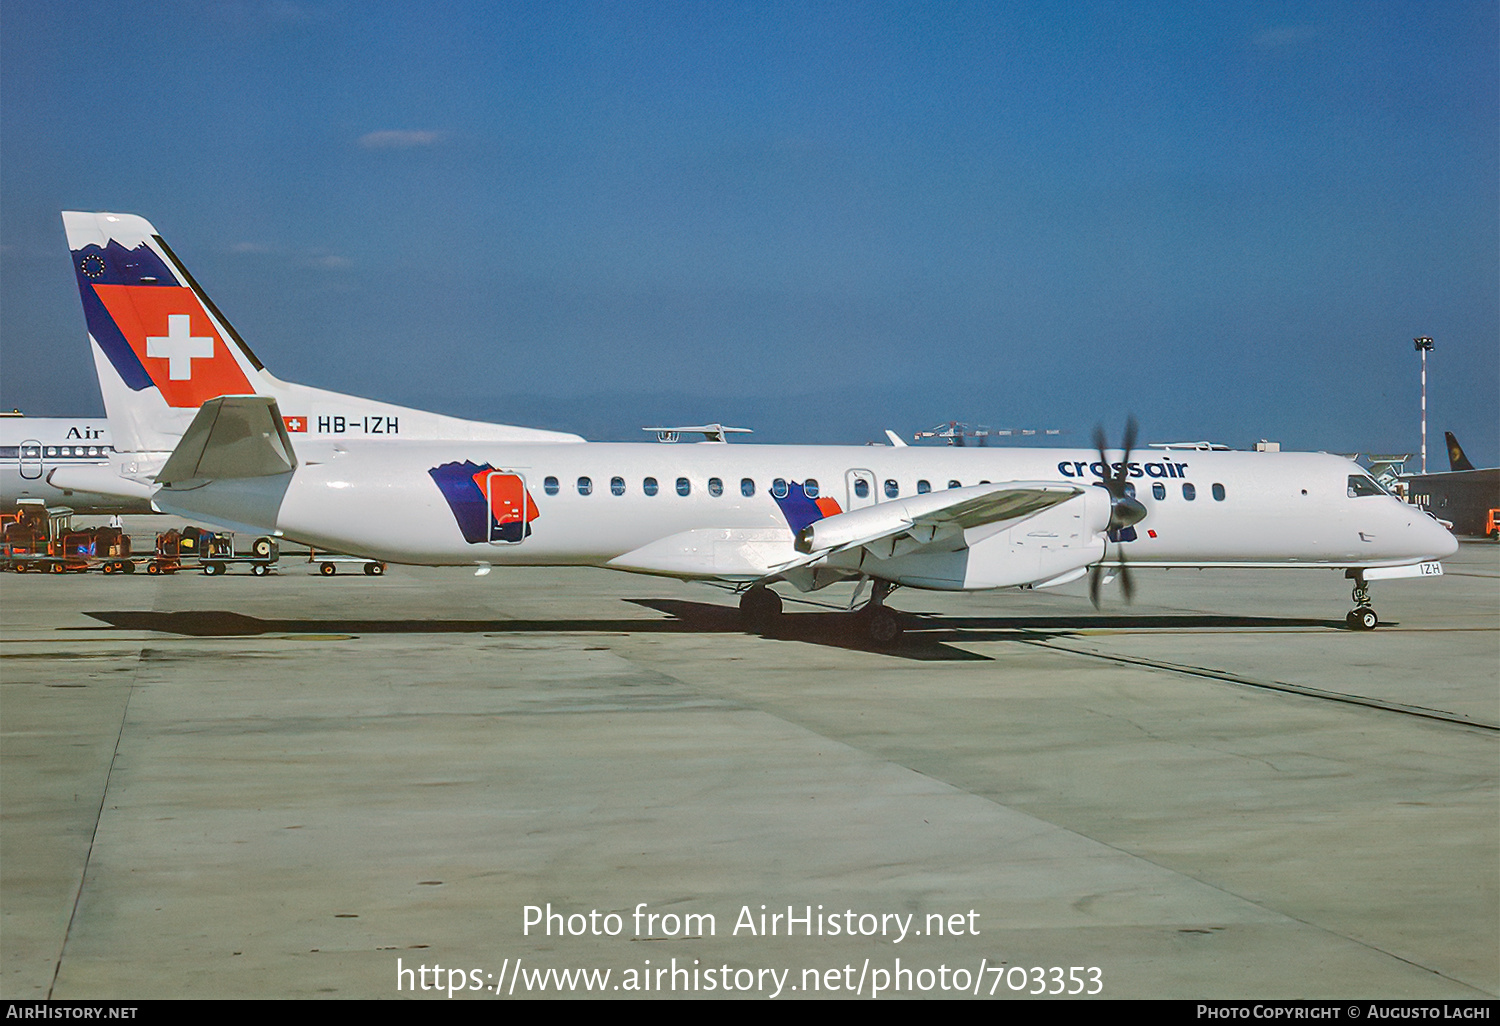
[81,601,1347,663]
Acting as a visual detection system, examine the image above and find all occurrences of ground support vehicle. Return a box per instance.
[150,527,279,576]
[1,504,135,573]
[306,550,387,576]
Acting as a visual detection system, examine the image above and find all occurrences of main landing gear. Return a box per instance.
[739,585,783,628]
[737,579,905,645]
[856,579,903,645]
[1345,571,1379,631]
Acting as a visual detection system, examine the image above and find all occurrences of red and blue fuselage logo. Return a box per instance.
[772,482,842,534]
[429,461,538,543]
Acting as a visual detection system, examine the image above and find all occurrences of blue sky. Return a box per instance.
[3,1,1496,462]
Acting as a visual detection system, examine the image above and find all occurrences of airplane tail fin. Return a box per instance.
[63,211,585,452]
[64,212,271,453]
[1444,431,1476,473]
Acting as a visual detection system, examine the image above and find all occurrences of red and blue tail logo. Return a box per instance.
[72,239,253,407]
[429,461,538,543]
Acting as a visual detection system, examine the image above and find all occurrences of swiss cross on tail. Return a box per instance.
[90,286,254,407]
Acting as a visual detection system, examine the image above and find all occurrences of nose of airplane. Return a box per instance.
[1416,510,1460,559]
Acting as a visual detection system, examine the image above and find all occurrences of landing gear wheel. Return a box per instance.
[862,605,904,645]
[252,537,275,558]
[251,562,270,577]
[739,586,782,628]
[1345,574,1378,630]
[364,562,385,576]
[319,562,337,576]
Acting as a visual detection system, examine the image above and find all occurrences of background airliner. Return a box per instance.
[0,412,152,513]
[57,212,1458,640]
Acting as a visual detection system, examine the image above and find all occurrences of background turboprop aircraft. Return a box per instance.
[60,212,1458,641]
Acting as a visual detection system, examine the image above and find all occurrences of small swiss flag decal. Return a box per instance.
[283,416,307,433]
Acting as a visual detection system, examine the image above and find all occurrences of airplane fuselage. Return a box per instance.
[162,439,1458,584]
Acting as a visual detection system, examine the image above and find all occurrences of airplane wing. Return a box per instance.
[773,481,1086,573]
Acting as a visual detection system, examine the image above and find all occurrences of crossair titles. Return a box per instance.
[1057,459,1190,480]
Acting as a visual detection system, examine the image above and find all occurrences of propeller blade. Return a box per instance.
[1089,415,1143,608]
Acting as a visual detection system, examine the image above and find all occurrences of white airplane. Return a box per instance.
[1,412,153,513]
[58,211,1458,639]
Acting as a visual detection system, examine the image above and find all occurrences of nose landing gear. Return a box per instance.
[1345,572,1378,630]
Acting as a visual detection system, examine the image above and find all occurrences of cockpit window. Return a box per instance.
[1347,474,1385,498]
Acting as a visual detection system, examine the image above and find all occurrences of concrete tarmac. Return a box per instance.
[2,539,1496,999]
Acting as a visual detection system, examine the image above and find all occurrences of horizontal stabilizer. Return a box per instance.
[46,465,157,501]
[156,396,297,486]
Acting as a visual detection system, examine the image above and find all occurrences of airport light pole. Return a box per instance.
[1414,336,1434,473]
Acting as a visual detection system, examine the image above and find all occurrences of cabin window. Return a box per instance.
[544,476,559,496]
[772,478,788,498]
[577,476,593,496]
[917,479,931,494]
[741,478,755,497]
[1212,483,1226,501]
[610,476,626,496]
[805,478,820,498]
[676,477,691,497]
[1182,482,1196,501]
[708,477,723,497]
[644,477,659,496]
[854,478,870,499]
[1347,474,1384,498]
[1152,482,1166,500]
[884,479,899,498]
[948,480,961,490]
